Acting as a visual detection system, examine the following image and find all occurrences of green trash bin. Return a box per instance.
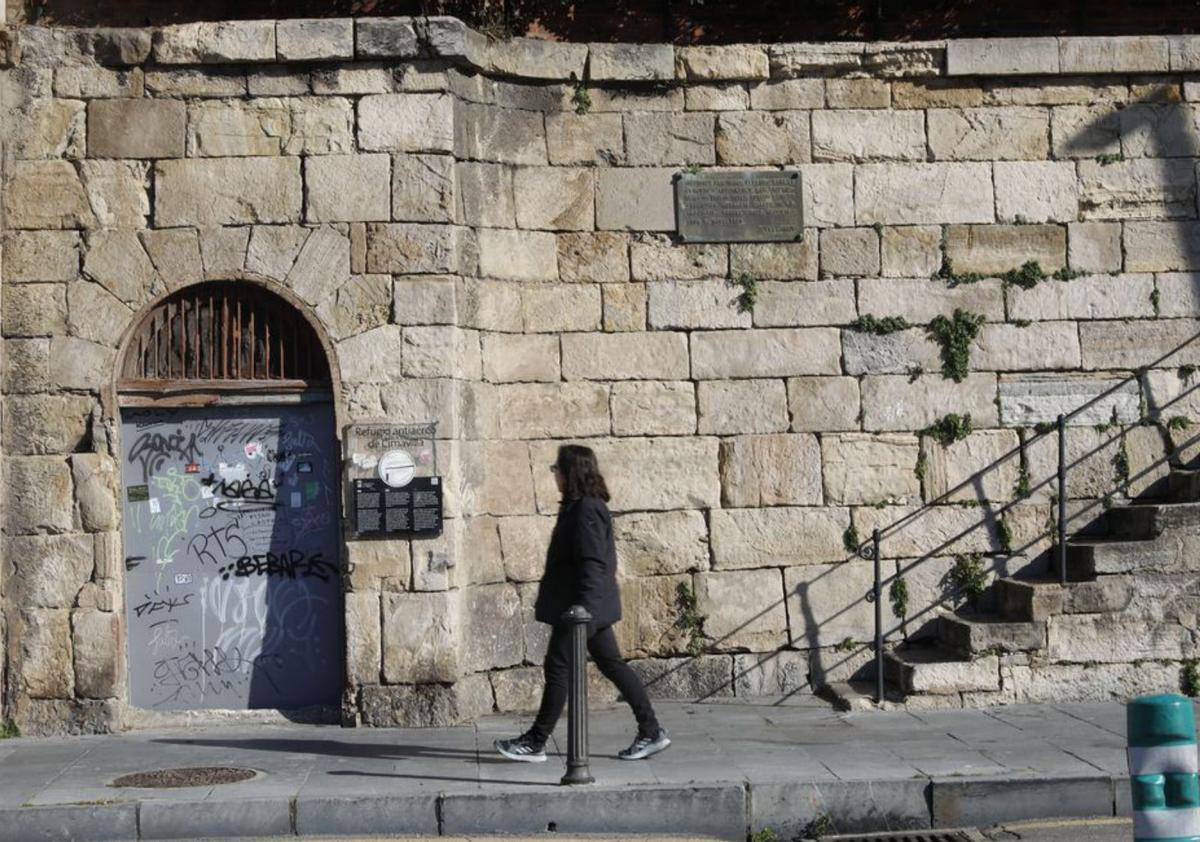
[1129,693,1200,841]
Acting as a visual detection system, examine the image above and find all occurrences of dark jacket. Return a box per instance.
[533,495,622,628]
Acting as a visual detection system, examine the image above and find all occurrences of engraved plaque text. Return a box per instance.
[675,171,804,243]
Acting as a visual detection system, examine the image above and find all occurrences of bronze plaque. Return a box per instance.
[675,170,804,243]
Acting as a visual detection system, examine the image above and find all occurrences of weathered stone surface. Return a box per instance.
[841,329,939,376]
[247,68,310,98]
[854,503,1003,556]
[861,374,999,431]
[1154,274,1200,318]
[545,112,623,166]
[360,682,484,728]
[13,98,84,160]
[859,277,1003,323]
[20,610,73,699]
[944,224,1066,275]
[769,43,865,77]
[50,336,114,391]
[1082,319,1200,370]
[69,454,119,532]
[711,507,849,569]
[455,102,547,165]
[478,229,556,281]
[312,64,392,95]
[625,113,714,166]
[276,19,353,61]
[245,225,307,279]
[784,561,873,646]
[820,227,880,276]
[946,38,1060,76]
[383,153,452,224]
[998,373,1140,427]
[1049,614,1192,663]
[306,153,390,223]
[1059,35,1168,73]
[610,381,695,436]
[3,284,67,338]
[648,281,749,330]
[1050,105,1121,158]
[826,78,890,108]
[496,515,555,583]
[923,429,1020,504]
[720,434,821,507]
[458,440,535,516]
[716,111,810,165]
[6,456,74,535]
[617,574,694,658]
[366,223,469,274]
[1119,104,1200,158]
[692,328,841,378]
[87,98,183,159]
[154,21,275,63]
[1125,222,1200,272]
[483,37,585,79]
[629,655,734,699]
[459,584,525,671]
[588,43,674,81]
[749,79,825,110]
[1078,158,1197,221]
[130,232,196,294]
[855,163,994,225]
[476,335,556,386]
[513,167,594,231]
[185,99,288,156]
[4,231,81,282]
[823,433,921,506]
[359,93,453,153]
[928,107,1049,160]
[1008,274,1155,321]
[144,67,247,96]
[337,325,404,383]
[354,17,418,59]
[787,377,860,432]
[529,437,720,514]
[381,590,456,683]
[603,284,647,332]
[686,84,750,111]
[731,238,818,280]
[344,591,382,684]
[614,510,709,577]
[754,280,856,328]
[5,160,95,229]
[72,610,119,699]
[696,569,789,652]
[892,79,984,109]
[496,383,609,439]
[4,339,51,394]
[83,230,156,305]
[7,534,93,609]
[994,161,1079,223]
[812,110,924,162]
[972,322,1082,371]
[521,284,601,332]
[403,326,481,379]
[199,226,250,276]
[316,274,391,340]
[558,232,629,283]
[91,28,153,65]
[286,226,350,305]
[595,167,677,232]
[630,239,724,282]
[880,226,942,278]
[156,158,302,226]
[697,380,788,435]
[677,45,769,80]
[562,332,689,381]
[1068,222,1123,273]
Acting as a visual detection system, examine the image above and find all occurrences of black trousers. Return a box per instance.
[528,623,659,746]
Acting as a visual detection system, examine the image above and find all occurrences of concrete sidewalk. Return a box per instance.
[0,697,1137,841]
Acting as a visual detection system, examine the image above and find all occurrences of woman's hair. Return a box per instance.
[555,444,611,502]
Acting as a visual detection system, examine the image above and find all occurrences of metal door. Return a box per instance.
[120,403,342,710]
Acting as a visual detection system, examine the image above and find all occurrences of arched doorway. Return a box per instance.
[116,281,343,711]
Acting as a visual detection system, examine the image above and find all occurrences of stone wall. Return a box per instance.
[4,20,1200,732]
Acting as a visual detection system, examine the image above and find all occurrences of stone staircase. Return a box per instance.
[828,467,1200,710]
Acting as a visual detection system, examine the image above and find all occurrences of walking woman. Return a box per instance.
[495,444,671,763]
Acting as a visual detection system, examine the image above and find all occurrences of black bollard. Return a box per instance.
[560,605,594,786]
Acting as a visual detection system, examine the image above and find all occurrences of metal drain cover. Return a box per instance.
[822,831,983,842]
[111,767,257,788]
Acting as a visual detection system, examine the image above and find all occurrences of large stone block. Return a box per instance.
[625,113,714,166]
[360,682,485,728]
[696,569,789,652]
[496,383,609,439]
[50,336,115,391]
[711,507,849,569]
[754,280,856,328]
[454,102,546,165]
[481,334,559,383]
[513,167,594,231]
[306,153,391,223]
[861,374,999,431]
[83,229,156,305]
[629,655,735,699]
[366,223,470,274]
[459,584,525,671]
[994,161,1079,223]
[528,437,720,513]
[20,609,73,699]
[945,38,1060,76]
[617,574,694,658]
[841,329,940,377]
[457,162,513,227]
[923,429,1020,504]
[686,83,750,111]
[155,158,302,226]
[1048,614,1192,663]
[497,514,555,583]
[596,168,679,232]
[998,373,1140,427]
[521,284,601,332]
[1080,319,1200,370]
[603,284,647,332]
[345,592,382,685]
[631,238,725,281]
[611,381,695,436]
[731,238,818,280]
[852,504,1003,557]
[1068,222,1122,274]
[545,112,624,166]
[558,232,629,283]
[697,380,789,435]
[359,93,454,153]
[562,332,690,380]
[4,231,80,282]
[276,18,354,61]
[691,328,841,378]
[4,339,51,394]
[589,43,674,81]
[1008,274,1155,321]
[1078,158,1197,221]
[87,98,184,159]
[1120,104,1200,158]
[2,284,67,338]
[944,224,1066,275]
[70,453,120,532]
[894,79,986,109]
[769,43,864,77]
[459,440,535,516]
[749,78,825,110]
[144,67,247,97]
[337,325,404,383]
[811,110,925,162]
[72,610,119,699]
[402,325,481,379]
[286,225,351,306]
[478,229,557,281]
[1050,105,1121,159]
[928,107,1049,160]
[881,226,942,278]
[647,281,750,330]
[788,376,860,432]
[858,277,1004,323]
[676,45,769,80]
[185,99,288,156]
[140,228,203,287]
[1059,35,1169,73]
[153,20,275,63]
[614,510,709,577]
[5,160,94,229]
[7,534,93,609]
[971,322,1082,371]
[820,227,880,276]
[13,98,85,160]
[6,456,74,535]
[381,590,457,683]
[245,225,307,279]
[355,17,419,58]
[1125,222,1200,272]
[720,433,821,507]
[784,562,874,648]
[1155,273,1200,318]
[855,163,994,225]
[716,111,810,165]
[822,433,920,506]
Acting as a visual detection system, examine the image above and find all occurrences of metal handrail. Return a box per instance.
[860,327,1200,704]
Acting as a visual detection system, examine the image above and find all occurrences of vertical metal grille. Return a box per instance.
[120,282,329,385]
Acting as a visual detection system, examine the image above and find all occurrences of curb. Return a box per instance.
[0,774,1131,840]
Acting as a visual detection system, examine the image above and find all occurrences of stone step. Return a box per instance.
[996,577,1065,622]
[1169,468,1200,502]
[1059,537,1176,580]
[883,644,1000,695]
[1105,501,1200,539]
[938,612,1046,657]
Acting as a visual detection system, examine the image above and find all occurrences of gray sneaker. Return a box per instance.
[618,728,671,760]
[494,732,547,763]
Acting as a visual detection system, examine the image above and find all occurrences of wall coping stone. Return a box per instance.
[3,19,1195,81]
